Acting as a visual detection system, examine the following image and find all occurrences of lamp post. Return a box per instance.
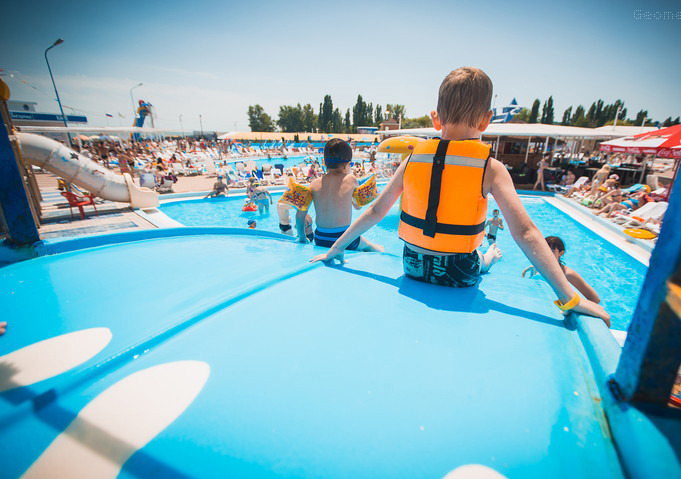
[44,38,69,141]
[129,82,143,123]
[178,114,185,138]
[199,114,204,138]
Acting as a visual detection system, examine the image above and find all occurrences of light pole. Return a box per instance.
[199,114,204,138]
[129,82,143,124]
[44,38,69,140]
[179,114,185,138]
[613,105,622,130]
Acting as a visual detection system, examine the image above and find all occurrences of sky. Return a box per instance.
[1,0,680,132]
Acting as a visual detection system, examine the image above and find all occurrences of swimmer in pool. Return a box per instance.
[0,321,6,335]
[279,203,314,241]
[204,175,229,198]
[484,209,504,245]
[522,236,600,304]
[252,182,273,214]
[295,138,382,253]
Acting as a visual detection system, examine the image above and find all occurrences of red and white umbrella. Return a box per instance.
[599,124,681,158]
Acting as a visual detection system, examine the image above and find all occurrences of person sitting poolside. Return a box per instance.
[590,164,611,195]
[310,66,608,325]
[205,176,229,198]
[295,138,382,253]
[591,182,622,212]
[522,236,600,304]
[595,190,651,218]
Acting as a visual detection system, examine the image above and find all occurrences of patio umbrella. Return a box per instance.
[599,124,681,158]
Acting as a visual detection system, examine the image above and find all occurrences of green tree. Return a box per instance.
[318,102,323,131]
[332,108,343,133]
[320,95,334,133]
[375,105,383,125]
[571,105,588,127]
[540,96,554,124]
[402,115,432,129]
[529,99,540,123]
[302,104,316,132]
[366,103,373,127]
[386,104,406,122]
[352,95,367,130]
[277,104,304,132]
[561,107,572,125]
[634,109,649,126]
[247,104,274,132]
[344,109,351,132]
[515,108,531,123]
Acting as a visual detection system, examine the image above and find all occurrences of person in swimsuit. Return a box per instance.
[522,236,600,304]
[295,138,382,253]
[595,191,650,218]
[533,155,548,191]
[484,209,504,245]
[205,176,229,198]
[252,183,272,214]
[590,164,611,195]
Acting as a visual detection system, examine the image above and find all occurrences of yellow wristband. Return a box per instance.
[554,293,581,312]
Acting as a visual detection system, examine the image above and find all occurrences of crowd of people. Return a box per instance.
[559,163,668,235]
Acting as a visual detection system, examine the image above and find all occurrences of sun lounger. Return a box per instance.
[171,162,186,175]
[621,184,645,194]
[618,201,668,227]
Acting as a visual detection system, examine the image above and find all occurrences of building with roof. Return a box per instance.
[379,123,659,169]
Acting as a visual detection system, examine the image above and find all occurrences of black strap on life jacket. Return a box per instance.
[423,139,450,237]
[400,211,486,236]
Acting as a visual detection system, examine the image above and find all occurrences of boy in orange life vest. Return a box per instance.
[311,67,609,326]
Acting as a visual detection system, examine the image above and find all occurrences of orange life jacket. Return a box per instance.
[399,138,490,254]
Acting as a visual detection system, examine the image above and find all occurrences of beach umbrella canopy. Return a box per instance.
[218,131,239,140]
[600,124,681,158]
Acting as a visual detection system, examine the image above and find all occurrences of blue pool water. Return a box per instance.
[160,194,647,331]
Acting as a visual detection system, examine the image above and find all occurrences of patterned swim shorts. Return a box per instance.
[402,245,481,288]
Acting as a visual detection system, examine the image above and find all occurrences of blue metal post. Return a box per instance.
[0,118,40,245]
[615,182,681,403]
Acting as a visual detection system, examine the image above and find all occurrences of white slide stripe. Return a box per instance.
[21,361,210,479]
[443,464,508,478]
[0,328,112,393]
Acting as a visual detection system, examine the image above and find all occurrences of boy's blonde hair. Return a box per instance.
[437,67,493,128]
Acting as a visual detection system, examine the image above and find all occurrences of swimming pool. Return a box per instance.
[160,194,647,331]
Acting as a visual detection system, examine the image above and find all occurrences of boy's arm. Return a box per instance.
[499,219,504,230]
[295,207,308,243]
[487,159,609,325]
[311,159,407,263]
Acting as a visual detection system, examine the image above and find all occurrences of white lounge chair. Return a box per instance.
[617,201,668,227]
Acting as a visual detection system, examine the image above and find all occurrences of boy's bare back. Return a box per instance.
[310,171,358,229]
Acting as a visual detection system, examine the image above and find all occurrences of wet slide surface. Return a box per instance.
[0,233,622,478]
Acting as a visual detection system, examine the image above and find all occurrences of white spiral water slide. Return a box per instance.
[18,132,159,208]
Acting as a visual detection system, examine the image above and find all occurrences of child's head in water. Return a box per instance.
[323,138,353,170]
[247,220,256,229]
[432,67,493,130]
[545,236,565,264]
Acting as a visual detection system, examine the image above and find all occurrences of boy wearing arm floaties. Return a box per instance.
[311,67,609,325]
[294,139,383,252]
